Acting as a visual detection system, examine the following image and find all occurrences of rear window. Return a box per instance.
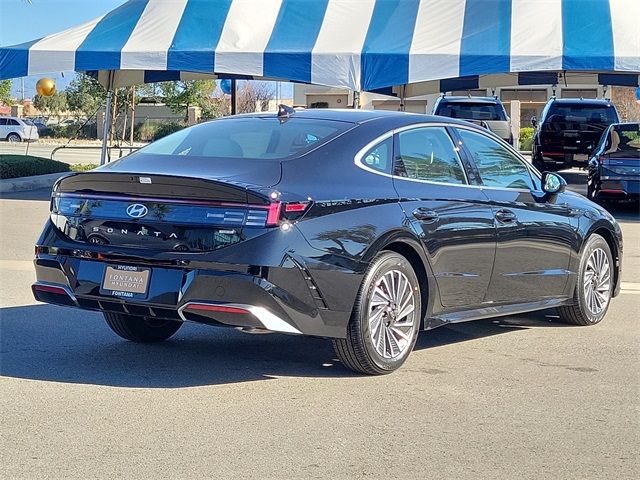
[436,102,507,121]
[545,104,619,126]
[133,117,352,160]
[605,124,640,156]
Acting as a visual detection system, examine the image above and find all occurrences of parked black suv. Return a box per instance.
[532,98,619,171]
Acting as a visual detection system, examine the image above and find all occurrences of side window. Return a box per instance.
[395,127,467,184]
[8,119,20,126]
[457,129,534,190]
[360,137,392,173]
[0,119,7,126]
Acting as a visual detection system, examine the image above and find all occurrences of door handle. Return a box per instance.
[412,208,439,223]
[495,209,517,224]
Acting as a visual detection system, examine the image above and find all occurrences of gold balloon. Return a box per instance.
[36,78,56,97]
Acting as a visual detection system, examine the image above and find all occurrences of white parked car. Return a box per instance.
[0,117,39,142]
[432,96,514,146]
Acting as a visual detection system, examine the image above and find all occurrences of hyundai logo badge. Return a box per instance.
[126,203,148,219]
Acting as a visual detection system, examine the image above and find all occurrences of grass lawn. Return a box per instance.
[0,155,97,179]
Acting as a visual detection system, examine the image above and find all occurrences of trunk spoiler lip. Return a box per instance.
[55,170,278,190]
[54,171,279,206]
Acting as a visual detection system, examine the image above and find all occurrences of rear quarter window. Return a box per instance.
[436,102,507,121]
[545,104,619,126]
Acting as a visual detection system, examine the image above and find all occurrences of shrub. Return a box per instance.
[520,127,534,151]
[41,122,98,140]
[134,122,159,142]
[0,155,70,179]
[134,121,186,142]
[70,163,98,172]
[153,122,186,140]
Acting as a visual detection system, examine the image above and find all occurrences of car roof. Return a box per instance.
[229,108,420,124]
[437,96,502,104]
[221,108,482,128]
[548,98,614,106]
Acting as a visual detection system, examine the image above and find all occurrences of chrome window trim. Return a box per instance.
[354,122,537,193]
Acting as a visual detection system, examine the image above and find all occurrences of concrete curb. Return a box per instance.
[0,172,70,194]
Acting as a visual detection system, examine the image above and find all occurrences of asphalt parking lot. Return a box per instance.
[1,172,638,479]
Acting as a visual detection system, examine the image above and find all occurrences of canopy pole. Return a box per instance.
[230,79,237,115]
[100,90,112,166]
[399,85,406,112]
[100,71,115,166]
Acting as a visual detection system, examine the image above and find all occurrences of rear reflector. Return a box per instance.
[33,284,69,295]
[185,304,250,314]
[32,283,76,307]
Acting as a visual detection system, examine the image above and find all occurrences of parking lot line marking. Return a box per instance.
[0,260,34,272]
[620,282,640,294]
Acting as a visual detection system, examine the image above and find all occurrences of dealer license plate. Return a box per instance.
[100,265,151,299]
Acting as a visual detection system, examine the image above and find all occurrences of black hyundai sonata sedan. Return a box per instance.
[32,108,623,374]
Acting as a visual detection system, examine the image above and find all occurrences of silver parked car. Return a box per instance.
[432,96,514,146]
[0,117,39,142]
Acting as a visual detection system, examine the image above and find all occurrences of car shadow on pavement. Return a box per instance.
[1,304,573,387]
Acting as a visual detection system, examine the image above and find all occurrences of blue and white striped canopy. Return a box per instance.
[1,0,638,91]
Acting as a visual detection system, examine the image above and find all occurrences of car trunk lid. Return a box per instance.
[51,171,280,252]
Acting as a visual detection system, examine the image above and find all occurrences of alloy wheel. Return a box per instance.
[583,247,611,316]
[369,269,417,359]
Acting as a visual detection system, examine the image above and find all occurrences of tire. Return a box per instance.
[6,133,22,143]
[104,312,182,342]
[558,234,613,326]
[332,251,422,375]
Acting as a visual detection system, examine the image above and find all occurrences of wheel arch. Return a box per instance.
[7,132,22,141]
[582,223,621,297]
[363,230,438,328]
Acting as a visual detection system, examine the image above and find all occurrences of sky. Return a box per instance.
[1,0,126,97]
[1,0,292,99]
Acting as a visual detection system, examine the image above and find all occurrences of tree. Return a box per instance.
[200,81,275,119]
[159,80,216,121]
[66,73,107,118]
[0,79,12,105]
[33,91,68,115]
[200,93,230,120]
[236,82,274,114]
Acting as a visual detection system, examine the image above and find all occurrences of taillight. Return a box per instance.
[266,202,282,226]
[265,201,311,226]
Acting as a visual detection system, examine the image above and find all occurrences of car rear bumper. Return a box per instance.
[32,221,363,339]
[539,152,590,167]
[595,178,640,200]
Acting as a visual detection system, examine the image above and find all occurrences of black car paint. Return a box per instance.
[533,99,620,170]
[587,122,640,201]
[33,110,623,339]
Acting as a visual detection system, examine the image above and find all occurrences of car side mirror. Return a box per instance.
[530,116,538,128]
[542,172,566,195]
